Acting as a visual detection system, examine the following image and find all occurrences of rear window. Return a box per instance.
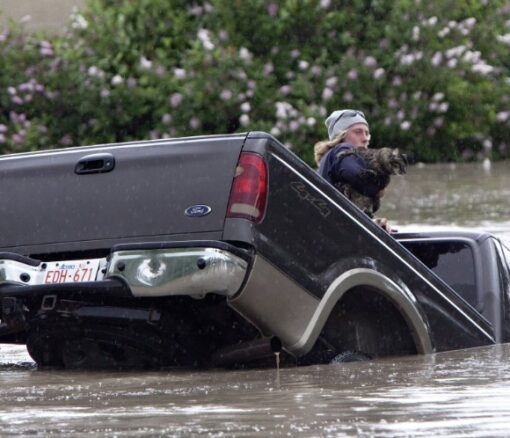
[402,240,477,307]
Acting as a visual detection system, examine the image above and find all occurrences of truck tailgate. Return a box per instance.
[0,135,246,252]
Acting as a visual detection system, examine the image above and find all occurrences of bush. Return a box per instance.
[1,0,510,164]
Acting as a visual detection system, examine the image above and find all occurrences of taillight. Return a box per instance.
[226,152,268,223]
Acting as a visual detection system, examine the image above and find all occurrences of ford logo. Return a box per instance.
[184,205,212,217]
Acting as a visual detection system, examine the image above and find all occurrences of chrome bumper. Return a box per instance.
[106,246,249,298]
[0,243,250,299]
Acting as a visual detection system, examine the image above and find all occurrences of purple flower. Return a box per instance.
[431,52,442,66]
[188,5,203,16]
[298,60,309,70]
[59,134,73,146]
[111,75,124,85]
[170,93,183,107]
[347,69,358,80]
[239,47,252,61]
[433,117,444,127]
[325,76,338,87]
[189,117,201,129]
[279,85,291,96]
[239,114,250,126]
[496,111,510,122]
[373,68,385,79]
[173,68,186,79]
[12,133,24,144]
[267,3,278,16]
[497,34,510,45]
[140,56,153,70]
[162,113,172,125]
[289,120,300,131]
[322,87,333,101]
[438,102,449,113]
[400,121,411,130]
[270,126,281,137]
[39,44,54,56]
[220,89,232,101]
[343,91,353,102]
[363,56,377,68]
[311,65,322,76]
[472,63,494,75]
[198,29,214,51]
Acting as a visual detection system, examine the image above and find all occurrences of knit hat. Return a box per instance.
[325,109,368,140]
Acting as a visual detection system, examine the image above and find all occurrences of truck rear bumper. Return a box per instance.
[107,243,250,298]
[0,241,252,299]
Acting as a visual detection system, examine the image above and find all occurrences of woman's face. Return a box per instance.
[344,123,370,148]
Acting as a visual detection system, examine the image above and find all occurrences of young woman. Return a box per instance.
[314,109,393,232]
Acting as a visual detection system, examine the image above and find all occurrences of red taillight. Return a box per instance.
[226,152,268,223]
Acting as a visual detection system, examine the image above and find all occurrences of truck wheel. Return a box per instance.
[330,350,371,364]
[26,331,64,368]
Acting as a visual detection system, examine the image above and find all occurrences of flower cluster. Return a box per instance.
[1,0,510,163]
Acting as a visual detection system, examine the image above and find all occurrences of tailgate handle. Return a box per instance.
[75,153,115,174]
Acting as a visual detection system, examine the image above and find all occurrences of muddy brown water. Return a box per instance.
[1,160,510,436]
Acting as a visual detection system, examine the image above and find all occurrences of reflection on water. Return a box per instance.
[1,161,510,436]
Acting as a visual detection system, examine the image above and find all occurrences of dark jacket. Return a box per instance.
[317,143,381,197]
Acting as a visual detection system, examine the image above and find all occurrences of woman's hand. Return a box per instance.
[373,217,396,233]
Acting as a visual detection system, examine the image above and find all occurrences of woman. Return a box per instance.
[314,109,393,232]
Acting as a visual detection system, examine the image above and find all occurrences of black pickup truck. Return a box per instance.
[0,132,508,369]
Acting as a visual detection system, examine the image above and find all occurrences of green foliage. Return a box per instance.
[2,0,510,163]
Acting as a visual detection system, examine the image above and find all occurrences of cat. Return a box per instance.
[333,147,407,218]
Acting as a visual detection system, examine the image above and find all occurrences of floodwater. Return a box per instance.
[1,160,510,437]
[379,160,510,236]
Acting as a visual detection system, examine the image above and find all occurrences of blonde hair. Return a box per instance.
[313,130,348,167]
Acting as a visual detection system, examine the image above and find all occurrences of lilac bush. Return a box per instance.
[1,0,510,163]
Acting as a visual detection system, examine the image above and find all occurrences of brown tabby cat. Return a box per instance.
[333,147,407,218]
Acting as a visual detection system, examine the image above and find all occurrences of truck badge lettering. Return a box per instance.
[290,181,331,217]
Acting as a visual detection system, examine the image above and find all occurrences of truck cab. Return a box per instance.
[397,229,510,344]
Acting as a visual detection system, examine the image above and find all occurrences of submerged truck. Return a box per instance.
[0,132,509,369]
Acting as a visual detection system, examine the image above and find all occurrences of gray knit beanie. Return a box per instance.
[325,109,368,140]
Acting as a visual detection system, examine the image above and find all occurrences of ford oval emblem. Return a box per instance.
[185,205,212,217]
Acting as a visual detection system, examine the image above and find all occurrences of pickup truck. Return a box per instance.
[0,132,508,369]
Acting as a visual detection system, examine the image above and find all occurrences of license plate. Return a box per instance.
[42,259,101,284]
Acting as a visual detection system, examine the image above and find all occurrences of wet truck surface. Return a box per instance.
[0,132,508,369]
